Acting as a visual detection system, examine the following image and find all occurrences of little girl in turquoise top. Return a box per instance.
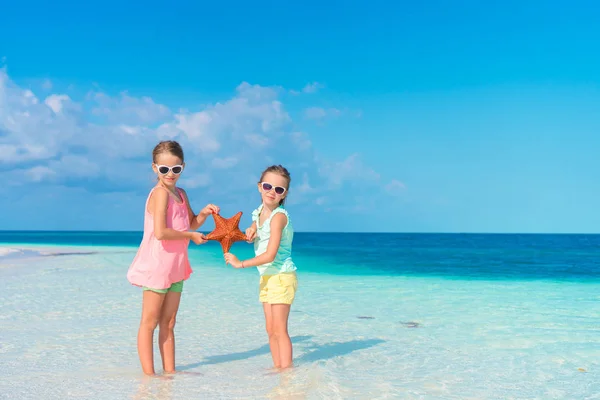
[224,165,298,369]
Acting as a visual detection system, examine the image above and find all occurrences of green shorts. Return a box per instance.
[143,280,184,294]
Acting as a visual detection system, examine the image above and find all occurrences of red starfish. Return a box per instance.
[205,212,247,253]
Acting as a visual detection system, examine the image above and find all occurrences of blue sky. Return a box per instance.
[1,0,599,233]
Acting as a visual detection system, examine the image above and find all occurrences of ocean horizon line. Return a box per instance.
[0,229,599,236]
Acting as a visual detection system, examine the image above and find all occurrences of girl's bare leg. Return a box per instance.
[271,304,292,369]
[138,290,166,375]
[158,291,182,373]
[263,302,280,368]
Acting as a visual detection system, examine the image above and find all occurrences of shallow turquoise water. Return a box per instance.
[0,233,598,399]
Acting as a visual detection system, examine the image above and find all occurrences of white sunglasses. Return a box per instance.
[261,182,287,195]
[155,164,183,175]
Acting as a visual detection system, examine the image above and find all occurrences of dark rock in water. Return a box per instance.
[357,316,375,320]
[43,251,99,257]
[400,321,420,328]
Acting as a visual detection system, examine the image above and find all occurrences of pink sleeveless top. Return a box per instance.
[127,186,192,289]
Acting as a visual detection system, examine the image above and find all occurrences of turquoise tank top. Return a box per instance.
[252,204,297,276]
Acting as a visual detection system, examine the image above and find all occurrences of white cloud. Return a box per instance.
[25,166,56,182]
[91,91,171,125]
[296,172,314,193]
[385,179,407,195]
[291,131,311,151]
[212,157,238,169]
[285,172,316,206]
[236,81,282,101]
[304,107,326,120]
[179,173,211,189]
[319,153,380,188]
[164,87,291,155]
[155,122,180,139]
[44,94,71,113]
[304,106,341,120]
[0,143,52,163]
[119,125,141,135]
[244,133,270,148]
[172,111,221,152]
[50,155,101,178]
[12,156,102,185]
[302,82,324,94]
[0,67,402,216]
[22,89,39,105]
[0,69,80,163]
[289,82,324,95]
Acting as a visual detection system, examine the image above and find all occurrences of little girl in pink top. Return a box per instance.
[127,140,220,376]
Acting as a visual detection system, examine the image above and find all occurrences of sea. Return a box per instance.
[0,231,598,399]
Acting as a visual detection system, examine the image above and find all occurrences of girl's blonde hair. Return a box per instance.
[152,140,184,163]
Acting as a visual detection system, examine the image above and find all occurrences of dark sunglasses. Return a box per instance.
[155,164,183,175]
[261,182,287,195]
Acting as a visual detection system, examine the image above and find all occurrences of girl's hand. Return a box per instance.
[190,232,208,245]
[224,253,243,268]
[199,204,220,217]
[245,227,256,243]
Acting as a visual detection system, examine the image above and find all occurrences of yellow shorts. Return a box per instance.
[259,272,298,305]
